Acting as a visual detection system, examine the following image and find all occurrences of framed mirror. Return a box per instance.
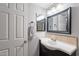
[36,15,45,31]
[47,7,71,34]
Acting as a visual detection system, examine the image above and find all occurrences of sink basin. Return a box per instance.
[47,39,56,45]
[40,37,77,55]
[40,37,56,45]
[40,38,57,50]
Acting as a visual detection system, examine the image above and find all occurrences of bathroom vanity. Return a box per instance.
[39,37,77,56]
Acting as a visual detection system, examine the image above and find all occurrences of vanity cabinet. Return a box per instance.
[39,40,76,56]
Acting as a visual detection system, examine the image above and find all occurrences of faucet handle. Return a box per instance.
[52,39,56,41]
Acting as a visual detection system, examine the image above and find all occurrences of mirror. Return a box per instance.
[47,7,71,34]
[36,15,45,31]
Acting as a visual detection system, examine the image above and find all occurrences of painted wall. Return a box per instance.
[71,7,79,55]
[62,3,79,56]
[28,4,46,56]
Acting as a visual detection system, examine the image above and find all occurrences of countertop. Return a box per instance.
[40,37,77,55]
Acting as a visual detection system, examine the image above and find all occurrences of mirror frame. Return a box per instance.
[47,7,71,34]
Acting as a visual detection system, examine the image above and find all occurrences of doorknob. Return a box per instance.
[24,40,27,43]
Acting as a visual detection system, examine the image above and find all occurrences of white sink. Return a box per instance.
[40,37,56,45]
[40,38,57,50]
[40,37,77,55]
[47,39,56,45]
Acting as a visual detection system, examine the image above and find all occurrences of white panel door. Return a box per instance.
[0,3,28,56]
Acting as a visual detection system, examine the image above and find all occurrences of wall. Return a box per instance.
[71,7,79,55]
[28,4,46,56]
[62,3,79,56]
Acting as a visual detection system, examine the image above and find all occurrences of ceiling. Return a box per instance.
[33,3,55,9]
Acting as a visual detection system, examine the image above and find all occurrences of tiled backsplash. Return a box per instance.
[46,33,78,46]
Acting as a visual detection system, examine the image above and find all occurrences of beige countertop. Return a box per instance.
[40,37,77,55]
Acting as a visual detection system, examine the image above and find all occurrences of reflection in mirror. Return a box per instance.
[58,11,68,31]
[36,15,45,31]
[48,17,53,31]
[47,7,71,34]
[53,16,58,31]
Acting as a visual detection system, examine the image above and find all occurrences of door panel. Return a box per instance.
[0,3,28,56]
[0,12,8,40]
[16,3,24,11]
[16,15,24,38]
[8,3,16,10]
[0,3,8,8]
[0,49,8,56]
[16,47,24,56]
